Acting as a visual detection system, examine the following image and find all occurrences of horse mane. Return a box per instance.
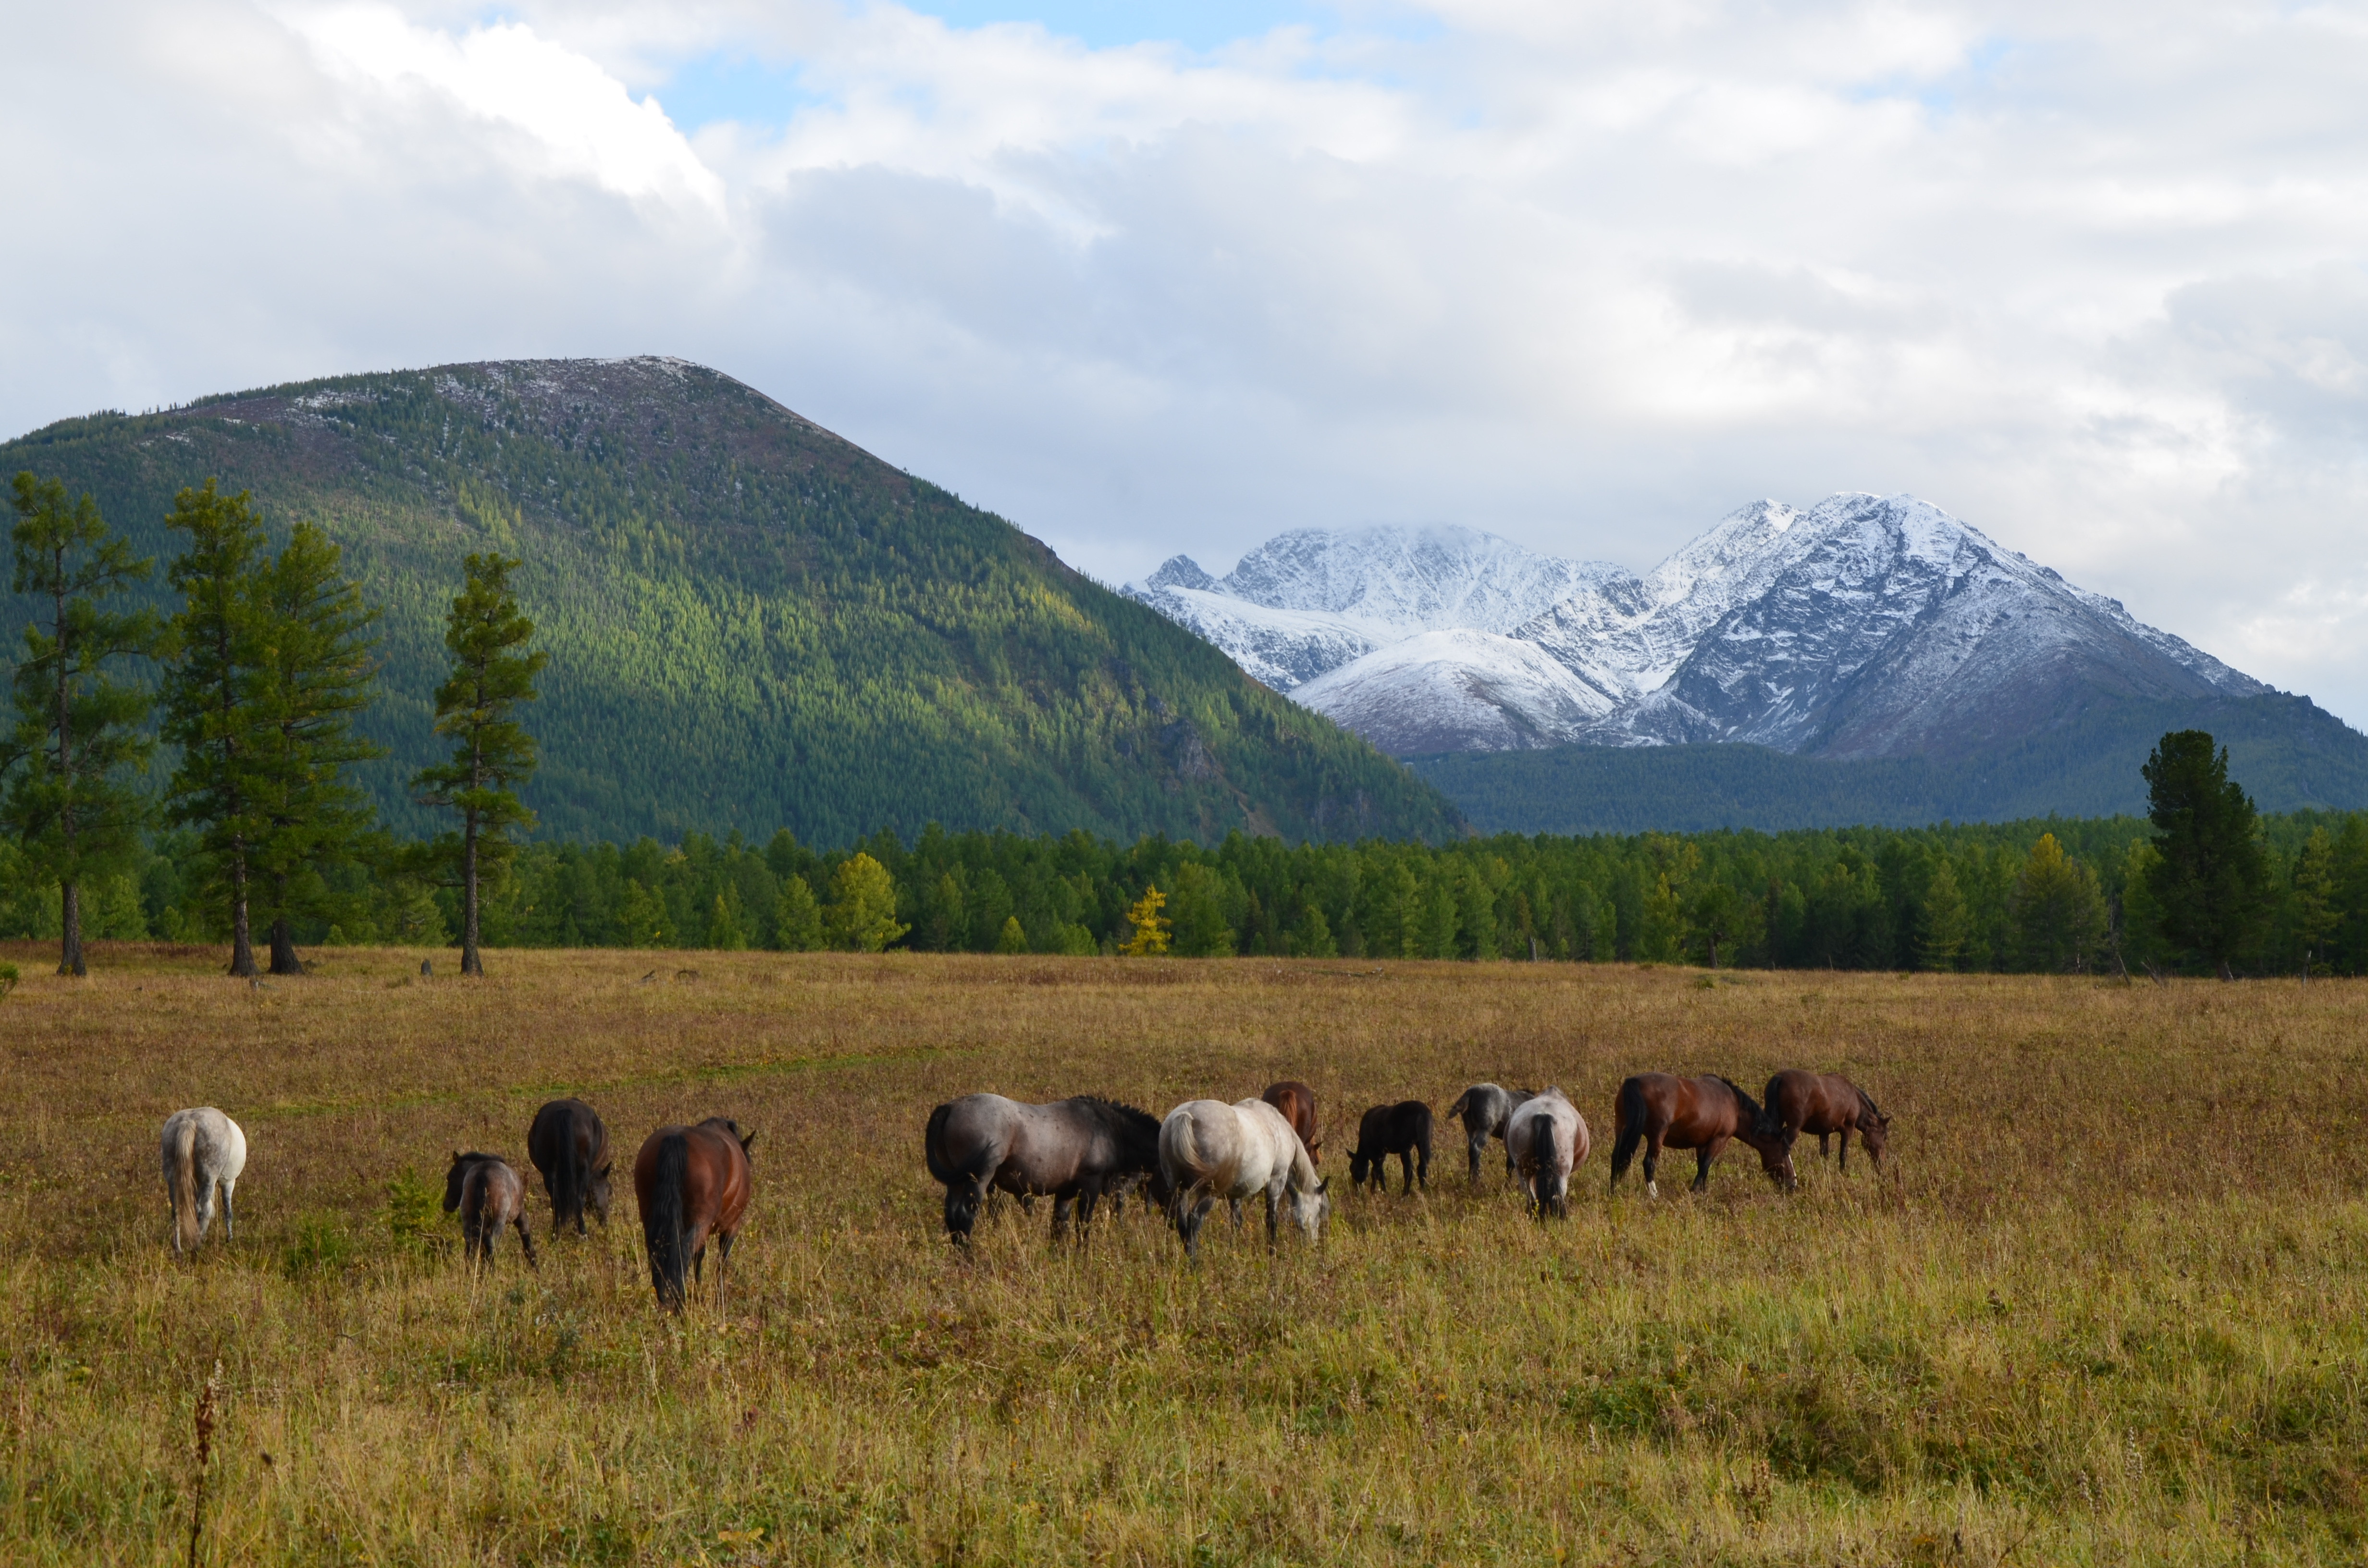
[1856,1085,1888,1125]
[1714,1077,1764,1118]
[1075,1096,1160,1133]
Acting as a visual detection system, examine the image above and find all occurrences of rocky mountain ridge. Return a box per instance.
[1128,493,2273,762]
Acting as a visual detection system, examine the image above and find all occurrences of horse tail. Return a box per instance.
[550,1133,580,1231]
[1609,1077,1645,1179]
[924,1103,961,1186]
[643,1133,691,1310]
[165,1117,199,1256]
[1446,1088,1473,1122]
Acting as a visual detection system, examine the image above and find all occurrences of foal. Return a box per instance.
[443,1152,539,1271]
[1347,1101,1432,1194]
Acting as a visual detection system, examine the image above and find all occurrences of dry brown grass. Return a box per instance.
[2,942,2365,1565]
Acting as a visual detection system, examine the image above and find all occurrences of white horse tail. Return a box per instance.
[164,1115,200,1255]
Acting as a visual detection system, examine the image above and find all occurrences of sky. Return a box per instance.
[8,0,2368,724]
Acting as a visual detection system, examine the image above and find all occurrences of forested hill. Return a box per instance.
[0,358,1460,845]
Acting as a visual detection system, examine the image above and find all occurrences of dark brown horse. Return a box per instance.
[527,1098,612,1236]
[633,1118,755,1310]
[1757,1070,1890,1190]
[1347,1101,1433,1194]
[1608,1074,1787,1196]
[443,1152,538,1271]
[1260,1081,1322,1164]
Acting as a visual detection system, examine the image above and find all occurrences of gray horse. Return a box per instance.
[160,1107,247,1256]
[1444,1084,1535,1184]
[925,1094,1167,1243]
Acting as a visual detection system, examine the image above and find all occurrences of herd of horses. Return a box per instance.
[152,1066,1889,1299]
[157,1097,756,1309]
[923,1068,1891,1250]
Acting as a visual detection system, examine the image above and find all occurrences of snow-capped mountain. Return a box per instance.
[1128,495,2268,759]
[1124,525,1629,692]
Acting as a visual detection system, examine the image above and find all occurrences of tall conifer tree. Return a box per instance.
[2141,730,2269,978]
[249,523,385,975]
[2,473,160,976]
[413,553,544,976]
[160,481,271,976]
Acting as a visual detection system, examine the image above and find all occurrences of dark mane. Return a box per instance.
[1073,1095,1159,1133]
[1856,1086,1887,1124]
[1714,1077,1764,1119]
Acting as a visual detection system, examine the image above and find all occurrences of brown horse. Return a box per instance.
[1608,1074,1787,1197]
[443,1152,538,1272]
[1757,1070,1890,1190]
[527,1098,613,1236]
[1260,1081,1322,1164]
[633,1118,755,1310]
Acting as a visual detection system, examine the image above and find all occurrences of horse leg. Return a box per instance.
[1180,1193,1216,1258]
[1838,1126,1851,1174]
[221,1177,236,1244]
[1265,1187,1280,1246]
[1643,1133,1663,1200]
[1077,1184,1101,1240]
[1051,1193,1076,1241]
[1229,1198,1244,1231]
[1694,1134,1728,1194]
[1416,1141,1429,1191]
[1819,1132,1831,1160]
[516,1214,539,1270]
[1467,1132,1484,1185]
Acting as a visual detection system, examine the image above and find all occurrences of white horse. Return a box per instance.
[160,1107,247,1255]
[1158,1098,1329,1258]
[1506,1088,1589,1218]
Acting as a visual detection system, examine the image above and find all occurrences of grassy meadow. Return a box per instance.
[2,944,2365,1566]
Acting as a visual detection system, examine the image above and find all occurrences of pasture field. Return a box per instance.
[3,945,2366,1566]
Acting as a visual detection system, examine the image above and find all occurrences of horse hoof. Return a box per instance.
[1646,1181,1659,1199]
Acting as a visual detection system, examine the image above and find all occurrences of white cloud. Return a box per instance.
[6,0,2368,726]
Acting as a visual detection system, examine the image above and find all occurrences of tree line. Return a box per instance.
[2,473,542,977]
[4,470,2354,982]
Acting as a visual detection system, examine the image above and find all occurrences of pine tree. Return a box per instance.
[247,523,384,975]
[1915,859,1970,971]
[2009,833,2109,972]
[2289,828,2339,981]
[771,875,824,952]
[2141,731,2268,978]
[825,852,906,951]
[160,481,271,976]
[412,554,544,976]
[2,473,161,976]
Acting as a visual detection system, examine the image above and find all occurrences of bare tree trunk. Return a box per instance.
[267,908,303,976]
[461,809,482,976]
[59,882,86,977]
[228,849,256,978]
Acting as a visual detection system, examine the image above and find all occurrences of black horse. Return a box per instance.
[924,1094,1166,1242]
[1347,1101,1433,1194]
[527,1099,613,1236]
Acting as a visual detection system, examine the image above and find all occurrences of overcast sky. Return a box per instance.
[9,0,2368,723]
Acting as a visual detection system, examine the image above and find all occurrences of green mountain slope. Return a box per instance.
[1,357,1460,845]
[1411,692,2368,834]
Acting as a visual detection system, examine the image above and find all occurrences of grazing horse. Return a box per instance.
[1347,1101,1433,1194]
[1757,1070,1891,1190]
[924,1094,1165,1243]
[527,1098,613,1236]
[1445,1084,1535,1183]
[159,1107,246,1256]
[1506,1089,1590,1218]
[1158,1098,1329,1258]
[634,1118,756,1311]
[443,1152,538,1271]
[1260,1081,1323,1164]
[1608,1073,1787,1197]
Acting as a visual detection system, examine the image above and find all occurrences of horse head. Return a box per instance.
[1856,1101,1891,1167]
[1287,1175,1331,1240]
[442,1152,470,1213]
[587,1160,615,1224]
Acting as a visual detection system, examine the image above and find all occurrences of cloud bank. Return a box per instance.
[8,0,2368,724]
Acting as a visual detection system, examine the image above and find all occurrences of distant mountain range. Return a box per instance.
[1130,496,2368,825]
[0,358,1459,846]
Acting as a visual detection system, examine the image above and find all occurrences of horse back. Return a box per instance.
[1260,1081,1320,1155]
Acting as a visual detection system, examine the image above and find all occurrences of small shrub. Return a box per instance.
[0,961,17,1002]
[382,1169,447,1255]
[281,1214,356,1279]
